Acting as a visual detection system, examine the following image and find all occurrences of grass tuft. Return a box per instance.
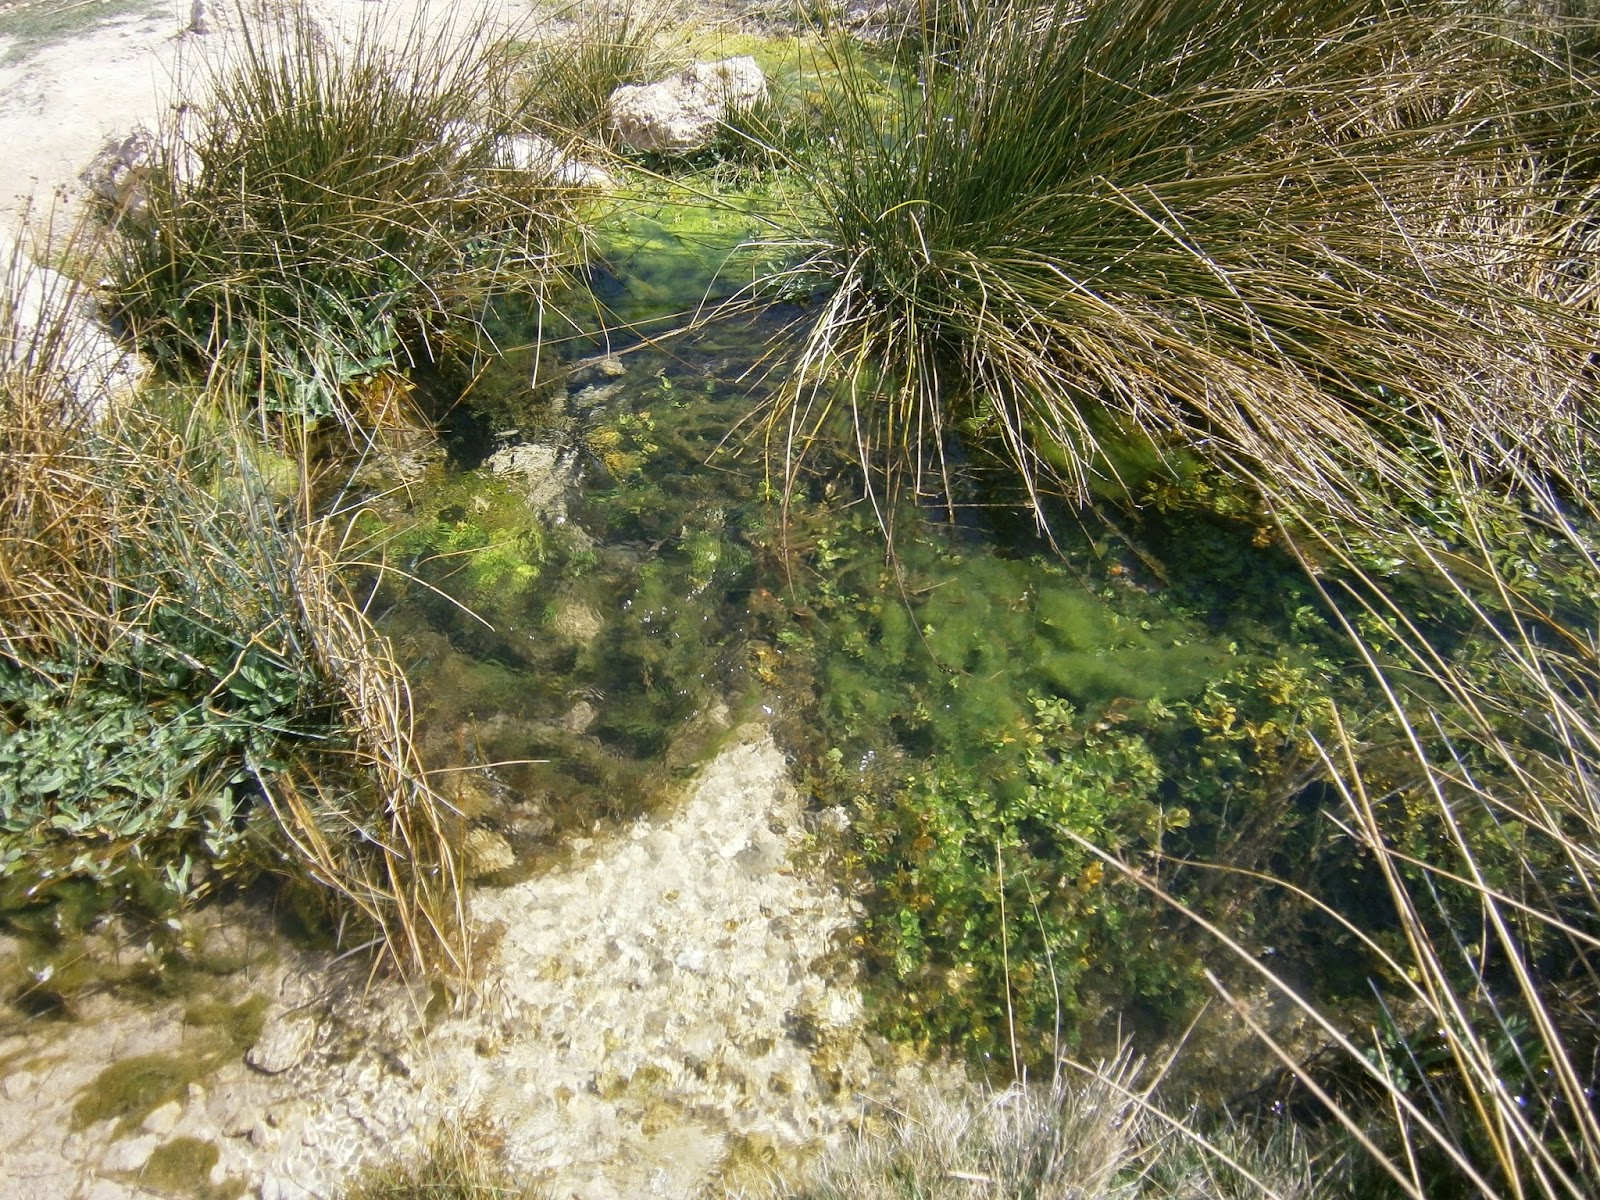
[517,0,679,139]
[768,0,1600,528]
[110,2,578,428]
[0,221,465,977]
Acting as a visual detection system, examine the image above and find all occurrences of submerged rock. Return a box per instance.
[610,58,767,154]
[0,734,924,1198]
[463,827,517,879]
[486,441,580,523]
[246,1010,320,1076]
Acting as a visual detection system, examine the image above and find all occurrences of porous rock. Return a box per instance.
[609,58,767,154]
[79,113,203,222]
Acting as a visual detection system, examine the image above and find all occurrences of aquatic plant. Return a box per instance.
[769,0,1600,524]
[1052,421,1600,1199]
[110,3,578,426]
[340,1115,532,1199]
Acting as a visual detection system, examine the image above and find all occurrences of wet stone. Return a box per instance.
[246,1010,319,1075]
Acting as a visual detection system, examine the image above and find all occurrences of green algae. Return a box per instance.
[68,994,263,1132]
[137,1136,235,1198]
[357,170,1371,1071]
[72,1046,225,1132]
[184,993,269,1051]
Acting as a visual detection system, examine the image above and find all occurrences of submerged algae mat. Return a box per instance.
[365,193,1354,1075]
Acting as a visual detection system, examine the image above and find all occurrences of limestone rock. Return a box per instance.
[551,599,605,646]
[100,1133,159,1174]
[609,58,767,155]
[79,113,203,222]
[495,133,614,189]
[561,699,598,735]
[141,1099,183,1136]
[2,245,149,421]
[486,441,579,522]
[440,123,613,189]
[246,1009,320,1075]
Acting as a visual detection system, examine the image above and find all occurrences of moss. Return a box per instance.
[137,1136,233,1198]
[184,993,269,1053]
[71,1042,229,1132]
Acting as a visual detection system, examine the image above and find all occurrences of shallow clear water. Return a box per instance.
[360,196,1363,1076]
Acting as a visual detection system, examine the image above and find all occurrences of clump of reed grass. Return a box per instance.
[111,3,578,428]
[1076,430,1600,1197]
[518,0,678,139]
[781,1051,1338,1200]
[341,1116,536,1199]
[769,0,1600,526]
[0,224,464,977]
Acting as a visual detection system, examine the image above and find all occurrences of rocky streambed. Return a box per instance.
[0,728,923,1199]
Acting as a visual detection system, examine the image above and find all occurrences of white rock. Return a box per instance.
[2,245,149,421]
[101,1133,159,1173]
[610,58,767,155]
[79,113,203,222]
[141,1099,183,1136]
[245,1009,320,1075]
[495,133,614,189]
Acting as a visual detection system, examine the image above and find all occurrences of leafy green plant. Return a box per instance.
[1089,431,1600,1198]
[754,490,1353,1068]
[1,224,463,973]
[111,4,577,425]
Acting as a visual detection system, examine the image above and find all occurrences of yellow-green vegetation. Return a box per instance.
[73,1046,230,1133]
[340,1116,536,1199]
[3,4,1599,1198]
[137,1137,240,1200]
